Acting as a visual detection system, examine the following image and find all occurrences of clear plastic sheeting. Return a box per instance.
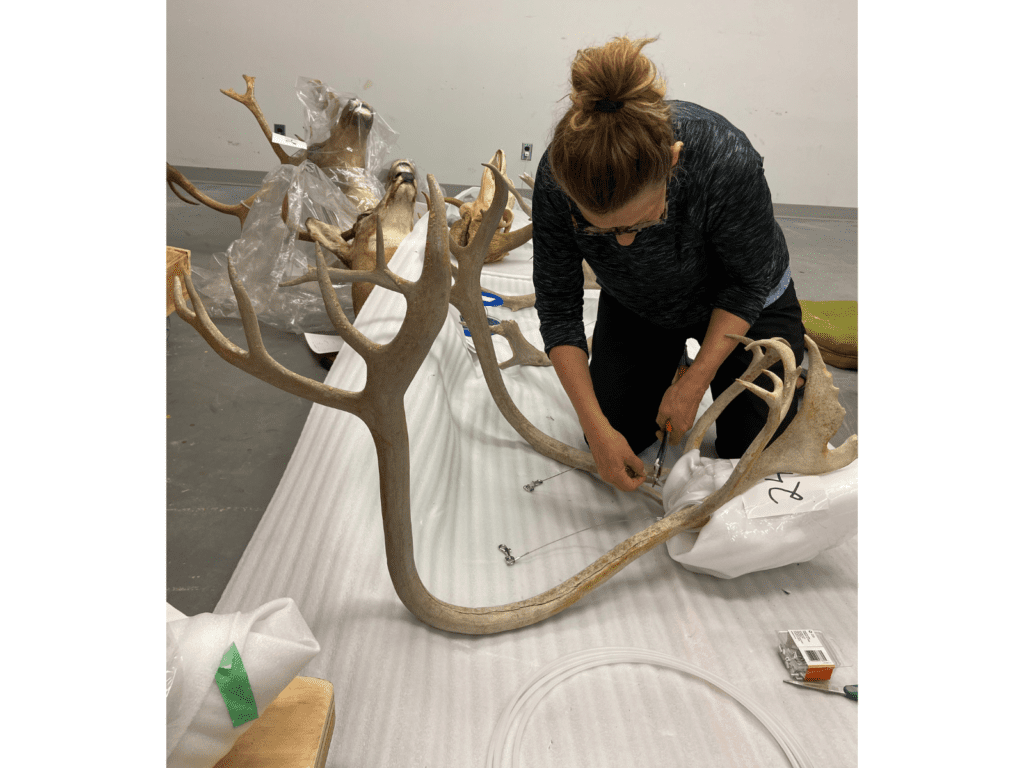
[663,449,858,579]
[189,161,358,334]
[295,76,398,205]
[187,76,407,334]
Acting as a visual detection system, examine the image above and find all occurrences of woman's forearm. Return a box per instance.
[688,308,751,390]
[549,344,645,490]
[548,344,608,438]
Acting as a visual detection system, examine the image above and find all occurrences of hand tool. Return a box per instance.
[783,679,858,701]
[653,420,672,484]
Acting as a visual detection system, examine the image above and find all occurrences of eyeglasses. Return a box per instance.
[572,187,669,237]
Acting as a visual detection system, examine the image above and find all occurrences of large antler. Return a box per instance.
[175,171,856,635]
[448,150,533,263]
[166,163,258,229]
[447,163,614,483]
[221,75,295,166]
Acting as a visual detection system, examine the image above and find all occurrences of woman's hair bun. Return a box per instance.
[550,35,675,214]
[569,36,666,116]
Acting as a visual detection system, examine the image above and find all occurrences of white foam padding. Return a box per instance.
[212,196,858,766]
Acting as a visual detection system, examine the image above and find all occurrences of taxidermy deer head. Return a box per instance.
[280,158,420,316]
[167,75,382,227]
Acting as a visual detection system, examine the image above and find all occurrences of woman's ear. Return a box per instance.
[670,141,684,168]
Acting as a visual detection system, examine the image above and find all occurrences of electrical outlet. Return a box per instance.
[274,124,285,135]
[521,143,533,161]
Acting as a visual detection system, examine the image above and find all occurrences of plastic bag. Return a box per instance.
[663,449,858,578]
[295,76,398,200]
[188,76,404,334]
[189,160,357,333]
[166,621,188,748]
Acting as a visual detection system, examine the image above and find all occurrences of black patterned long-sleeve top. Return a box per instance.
[532,100,792,356]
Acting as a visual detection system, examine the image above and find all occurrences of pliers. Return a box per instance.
[652,420,672,485]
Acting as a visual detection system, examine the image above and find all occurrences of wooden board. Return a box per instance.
[213,677,335,768]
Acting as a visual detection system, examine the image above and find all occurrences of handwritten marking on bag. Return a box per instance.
[761,472,804,504]
[744,473,828,519]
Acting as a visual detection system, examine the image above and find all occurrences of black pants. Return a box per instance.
[589,280,805,459]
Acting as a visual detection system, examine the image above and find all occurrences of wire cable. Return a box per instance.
[486,647,814,768]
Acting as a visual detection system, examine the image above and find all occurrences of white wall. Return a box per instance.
[167,0,856,208]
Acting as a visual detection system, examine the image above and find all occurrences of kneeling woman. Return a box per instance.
[533,36,805,492]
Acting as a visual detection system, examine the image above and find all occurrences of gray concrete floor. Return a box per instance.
[166,179,858,617]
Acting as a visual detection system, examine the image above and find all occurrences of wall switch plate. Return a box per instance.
[521,143,533,161]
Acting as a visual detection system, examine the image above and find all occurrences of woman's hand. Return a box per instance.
[656,369,706,446]
[585,423,646,492]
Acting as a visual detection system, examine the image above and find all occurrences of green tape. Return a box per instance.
[214,642,259,727]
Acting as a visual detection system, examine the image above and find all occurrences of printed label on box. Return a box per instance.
[787,630,834,666]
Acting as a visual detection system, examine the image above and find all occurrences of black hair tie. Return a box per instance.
[595,99,624,113]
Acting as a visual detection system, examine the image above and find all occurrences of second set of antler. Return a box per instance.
[174,164,857,635]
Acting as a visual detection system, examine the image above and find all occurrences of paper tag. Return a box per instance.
[272,133,307,150]
[744,473,830,519]
[304,333,344,354]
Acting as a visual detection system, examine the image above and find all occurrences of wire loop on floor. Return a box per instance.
[486,646,814,768]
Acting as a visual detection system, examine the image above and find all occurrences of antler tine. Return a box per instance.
[174,269,248,361]
[484,290,536,312]
[744,335,858,477]
[301,217,353,261]
[312,242,377,360]
[220,75,293,166]
[496,168,532,218]
[487,222,534,261]
[167,163,253,227]
[492,321,551,369]
[462,162,515,266]
[173,258,365,412]
[446,165,629,481]
[360,174,453,382]
[225,257,275,363]
[167,178,199,207]
[684,336,796,454]
[283,213,414,295]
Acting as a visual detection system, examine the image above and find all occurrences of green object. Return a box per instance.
[215,642,259,727]
[799,300,858,370]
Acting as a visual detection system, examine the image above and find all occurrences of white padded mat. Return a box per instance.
[215,198,858,767]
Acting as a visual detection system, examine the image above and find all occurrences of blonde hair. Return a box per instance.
[549,36,676,214]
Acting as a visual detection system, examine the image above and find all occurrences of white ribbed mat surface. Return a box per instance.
[215,199,858,767]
